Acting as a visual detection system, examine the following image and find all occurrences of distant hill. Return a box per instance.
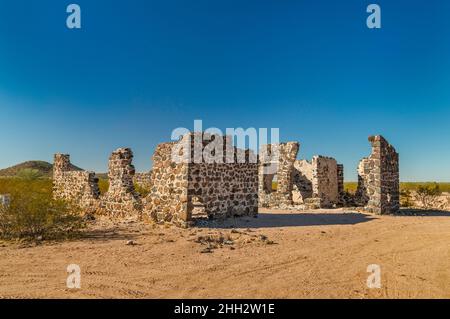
[0,161,82,178]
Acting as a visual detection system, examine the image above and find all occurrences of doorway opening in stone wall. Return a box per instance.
[292,168,313,205]
[264,171,278,193]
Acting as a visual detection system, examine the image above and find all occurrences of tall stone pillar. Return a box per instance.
[356,135,399,214]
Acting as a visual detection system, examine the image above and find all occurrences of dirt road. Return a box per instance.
[0,208,449,298]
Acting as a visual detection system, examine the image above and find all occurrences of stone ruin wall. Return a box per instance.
[133,172,152,190]
[53,154,100,211]
[143,142,190,226]
[259,142,300,208]
[292,160,313,204]
[53,149,142,217]
[259,143,342,209]
[188,161,258,220]
[337,164,344,199]
[52,132,258,227]
[144,133,259,226]
[102,148,142,218]
[53,133,401,224]
[292,156,341,208]
[356,135,399,214]
[310,156,339,208]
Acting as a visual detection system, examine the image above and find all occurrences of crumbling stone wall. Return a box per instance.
[144,142,190,225]
[292,156,341,208]
[311,156,339,208]
[144,133,259,226]
[292,160,313,204]
[189,161,258,219]
[53,154,100,210]
[258,142,343,209]
[259,142,300,208]
[53,149,142,217]
[53,133,399,224]
[356,135,399,214]
[337,164,344,199]
[102,148,142,218]
[133,172,152,190]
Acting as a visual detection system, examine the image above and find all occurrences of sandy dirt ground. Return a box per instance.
[0,208,449,299]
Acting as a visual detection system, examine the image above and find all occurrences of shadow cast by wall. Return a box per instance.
[79,226,139,242]
[398,208,450,217]
[198,211,376,229]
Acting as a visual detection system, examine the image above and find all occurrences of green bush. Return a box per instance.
[0,178,84,241]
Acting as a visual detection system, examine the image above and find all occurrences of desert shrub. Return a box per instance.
[272,181,278,191]
[344,182,358,194]
[400,189,413,207]
[16,168,44,180]
[96,179,149,197]
[0,177,52,195]
[0,178,84,241]
[344,182,450,195]
[98,178,109,195]
[414,184,442,209]
[401,182,450,193]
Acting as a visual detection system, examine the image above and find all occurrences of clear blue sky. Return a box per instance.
[0,0,449,181]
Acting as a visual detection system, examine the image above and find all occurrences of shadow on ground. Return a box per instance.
[399,208,450,217]
[197,211,377,229]
[80,225,140,242]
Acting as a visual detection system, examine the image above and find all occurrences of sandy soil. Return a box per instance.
[0,208,449,299]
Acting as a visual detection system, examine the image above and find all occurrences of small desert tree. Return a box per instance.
[415,184,442,209]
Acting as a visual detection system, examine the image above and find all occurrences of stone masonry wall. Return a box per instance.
[53,134,398,224]
[337,164,344,198]
[189,161,258,219]
[311,156,339,208]
[102,148,142,218]
[143,142,190,226]
[53,154,100,210]
[292,160,313,204]
[292,156,341,208]
[258,143,344,209]
[144,133,258,226]
[133,172,152,190]
[356,135,399,214]
[259,142,300,208]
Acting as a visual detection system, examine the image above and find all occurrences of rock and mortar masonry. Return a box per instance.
[53,149,142,218]
[133,172,152,189]
[102,148,142,218]
[54,132,259,227]
[259,142,300,208]
[53,133,401,227]
[259,143,343,209]
[53,154,100,211]
[356,135,400,215]
[144,133,258,227]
